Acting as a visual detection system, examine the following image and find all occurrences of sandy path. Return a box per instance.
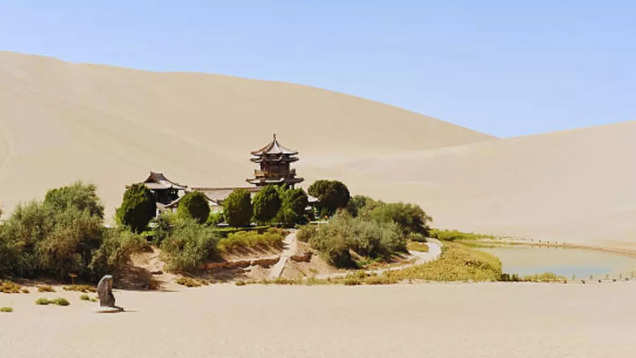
[315,238,443,279]
[268,230,298,279]
[1,282,635,358]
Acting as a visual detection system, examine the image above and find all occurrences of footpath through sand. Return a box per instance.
[268,230,298,279]
[267,230,443,280]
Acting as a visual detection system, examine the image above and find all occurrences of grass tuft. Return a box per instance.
[80,294,90,301]
[35,298,50,305]
[176,277,203,287]
[0,306,13,312]
[0,280,23,294]
[37,285,55,292]
[63,285,95,293]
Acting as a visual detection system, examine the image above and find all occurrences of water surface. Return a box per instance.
[480,246,636,278]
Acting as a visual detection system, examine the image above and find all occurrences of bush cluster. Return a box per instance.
[308,180,350,217]
[217,228,287,253]
[177,191,210,224]
[116,183,156,233]
[304,211,406,268]
[159,218,220,273]
[222,185,308,228]
[0,182,148,282]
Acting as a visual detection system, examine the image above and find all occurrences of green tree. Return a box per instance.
[276,187,308,227]
[44,182,104,219]
[308,180,350,216]
[252,185,281,224]
[363,202,432,237]
[223,189,253,227]
[177,191,210,224]
[116,183,156,233]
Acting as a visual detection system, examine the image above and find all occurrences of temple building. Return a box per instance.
[142,171,188,206]
[246,134,304,187]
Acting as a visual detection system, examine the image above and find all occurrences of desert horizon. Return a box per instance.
[2,3,636,357]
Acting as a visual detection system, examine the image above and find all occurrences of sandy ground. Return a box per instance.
[1,283,635,358]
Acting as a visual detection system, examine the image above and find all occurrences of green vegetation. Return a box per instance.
[217,228,287,253]
[223,189,253,227]
[308,180,350,216]
[176,276,208,287]
[302,211,405,268]
[159,218,220,273]
[80,294,90,301]
[116,183,156,233]
[206,211,225,226]
[276,187,309,227]
[357,198,432,240]
[429,229,494,241]
[383,241,502,282]
[252,185,281,224]
[407,241,429,253]
[0,281,23,294]
[500,272,567,282]
[89,228,149,278]
[37,285,55,292]
[52,297,70,306]
[62,285,96,293]
[0,183,149,282]
[35,297,50,305]
[177,191,210,224]
[0,306,13,312]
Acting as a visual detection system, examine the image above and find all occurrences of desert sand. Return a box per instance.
[1,51,635,251]
[1,283,635,358]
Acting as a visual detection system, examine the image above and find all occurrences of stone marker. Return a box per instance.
[96,275,123,312]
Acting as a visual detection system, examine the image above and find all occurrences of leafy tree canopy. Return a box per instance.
[177,191,210,224]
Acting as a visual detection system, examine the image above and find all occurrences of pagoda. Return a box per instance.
[247,134,304,187]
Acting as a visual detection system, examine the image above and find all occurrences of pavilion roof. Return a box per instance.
[143,171,188,190]
[250,134,298,156]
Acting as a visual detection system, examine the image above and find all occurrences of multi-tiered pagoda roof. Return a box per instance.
[247,134,303,186]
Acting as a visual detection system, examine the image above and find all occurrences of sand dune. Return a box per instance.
[1,51,635,251]
[0,51,491,219]
[336,121,636,250]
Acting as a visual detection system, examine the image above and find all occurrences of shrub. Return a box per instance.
[175,277,203,287]
[35,298,50,305]
[296,225,317,242]
[80,294,90,301]
[306,212,405,267]
[252,185,281,224]
[37,285,55,292]
[116,183,156,233]
[362,202,432,237]
[0,200,104,280]
[44,182,104,219]
[160,219,220,273]
[51,297,70,306]
[0,307,12,312]
[217,228,287,253]
[35,207,103,279]
[308,180,350,216]
[0,281,22,294]
[206,211,224,226]
[177,191,210,224]
[62,285,96,293]
[345,195,372,217]
[429,229,494,241]
[223,189,253,227]
[276,187,308,227]
[89,228,148,279]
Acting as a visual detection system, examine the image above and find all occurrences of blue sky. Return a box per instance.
[1,1,635,137]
